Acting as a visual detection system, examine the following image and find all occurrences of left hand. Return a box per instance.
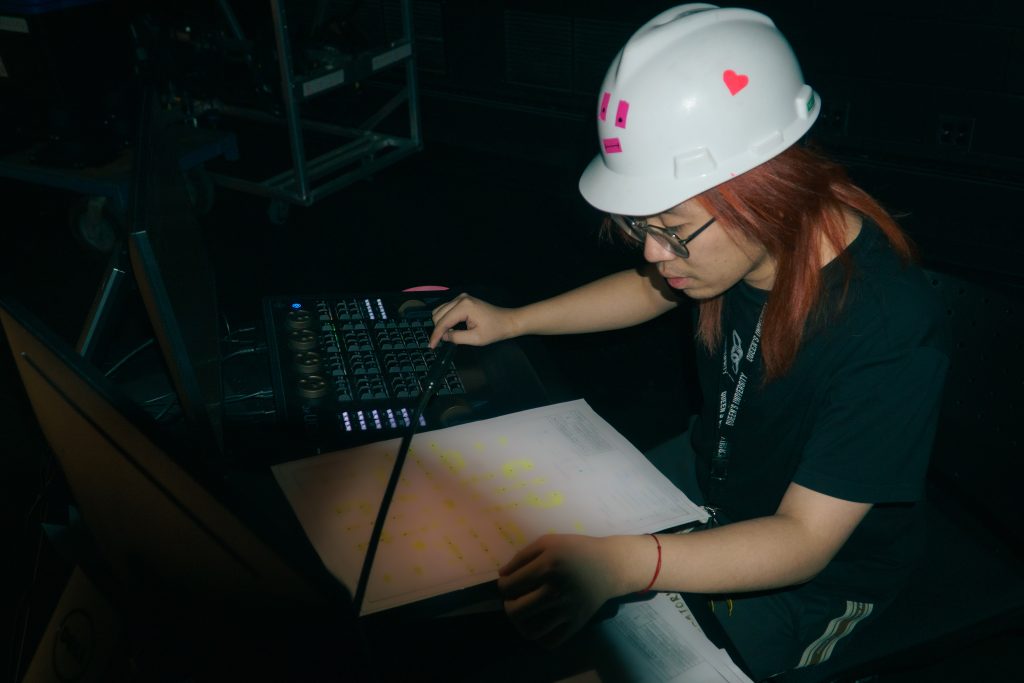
[497,534,622,648]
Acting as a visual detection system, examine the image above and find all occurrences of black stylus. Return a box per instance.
[351,340,457,615]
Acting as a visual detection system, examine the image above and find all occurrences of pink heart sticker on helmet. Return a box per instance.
[723,69,749,96]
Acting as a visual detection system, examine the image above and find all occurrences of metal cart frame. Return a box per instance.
[206,0,422,215]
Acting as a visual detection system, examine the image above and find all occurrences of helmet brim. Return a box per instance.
[578,153,716,217]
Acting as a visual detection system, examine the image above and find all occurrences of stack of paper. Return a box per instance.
[585,593,753,682]
[272,400,707,615]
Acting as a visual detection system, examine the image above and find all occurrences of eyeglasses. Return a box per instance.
[609,214,717,259]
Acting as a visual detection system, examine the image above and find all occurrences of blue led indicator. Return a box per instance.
[291,303,302,309]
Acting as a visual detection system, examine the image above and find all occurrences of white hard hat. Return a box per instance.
[578,4,820,217]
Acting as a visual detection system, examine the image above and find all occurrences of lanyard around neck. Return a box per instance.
[707,304,765,510]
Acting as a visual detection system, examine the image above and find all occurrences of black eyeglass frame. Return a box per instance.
[610,214,717,258]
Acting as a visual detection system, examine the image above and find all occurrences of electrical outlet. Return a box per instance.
[937,115,974,149]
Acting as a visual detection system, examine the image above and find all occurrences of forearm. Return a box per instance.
[511,266,679,337]
[609,516,839,597]
[496,486,869,647]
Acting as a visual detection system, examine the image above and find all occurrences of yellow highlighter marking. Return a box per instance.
[525,491,565,509]
[502,459,535,479]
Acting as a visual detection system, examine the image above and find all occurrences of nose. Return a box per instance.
[643,234,676,263]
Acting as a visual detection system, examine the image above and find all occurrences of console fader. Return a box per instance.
[264,292,479,452]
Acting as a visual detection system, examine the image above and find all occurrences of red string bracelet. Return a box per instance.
[637,533,662,594]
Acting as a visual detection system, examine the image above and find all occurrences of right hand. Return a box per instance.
[498,534,626,648]
[429,293,520,348]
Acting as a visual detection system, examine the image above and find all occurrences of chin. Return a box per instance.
[678,286,717,301]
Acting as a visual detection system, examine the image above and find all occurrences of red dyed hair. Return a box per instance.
[692,144,915,381]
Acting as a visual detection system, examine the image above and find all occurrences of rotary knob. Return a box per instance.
[285,308,315,330]
[294,350,323,374]
[286,328,318,351]
[296,374,329,400]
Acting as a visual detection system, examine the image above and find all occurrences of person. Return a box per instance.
[428,5,950,680]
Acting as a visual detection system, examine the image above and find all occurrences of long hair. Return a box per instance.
[693,144,915,381]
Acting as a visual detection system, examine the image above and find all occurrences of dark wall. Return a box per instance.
[406,1,1024,170]
[388,0,1024,282]
[5,1,1019,279]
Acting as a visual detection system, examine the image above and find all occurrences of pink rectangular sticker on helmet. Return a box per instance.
[615,100,630,128]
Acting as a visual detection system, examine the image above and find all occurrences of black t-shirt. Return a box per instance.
[690,221,950,602]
